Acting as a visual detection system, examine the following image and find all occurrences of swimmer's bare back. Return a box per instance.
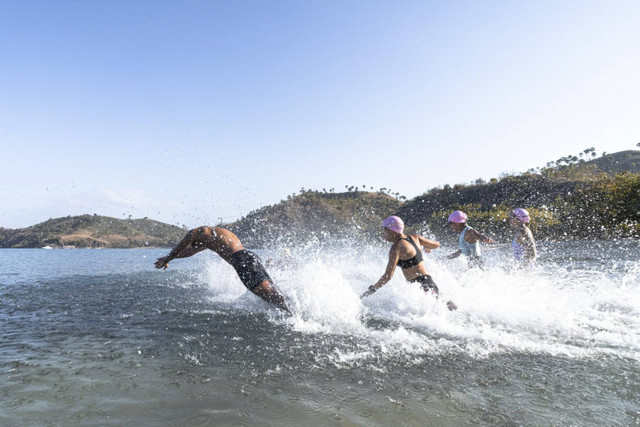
[155,226,290,312]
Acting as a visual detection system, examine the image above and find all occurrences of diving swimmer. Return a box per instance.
[447,210,495,268]
[155,226,290,312]
[510,208,537,268]
[361,216,457,311]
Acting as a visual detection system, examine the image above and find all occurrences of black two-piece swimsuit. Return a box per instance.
[396,236,439,294]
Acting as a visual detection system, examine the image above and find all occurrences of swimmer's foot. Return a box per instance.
[446,301,458,311]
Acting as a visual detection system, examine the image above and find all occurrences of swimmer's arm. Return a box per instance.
[155,229,206,269]
[361,247,400,298]
[447,249,462,259]
[466,228,495,244]
[155,246,206,269]
[172,245,206,259]
[416,236,440,252]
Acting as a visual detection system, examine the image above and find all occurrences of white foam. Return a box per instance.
[201,245,640,361]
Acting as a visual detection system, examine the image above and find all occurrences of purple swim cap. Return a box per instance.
[512,208,531,223]
[382,216,404,233]
[448,211,468,223]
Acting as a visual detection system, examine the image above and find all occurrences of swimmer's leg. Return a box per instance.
[418,276,440,295]
[252,280,290,313]
[420,276,457,311]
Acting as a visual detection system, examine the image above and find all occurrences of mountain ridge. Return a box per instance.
[2,149,639,248]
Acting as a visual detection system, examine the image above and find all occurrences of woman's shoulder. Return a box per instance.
[392,235,413,247]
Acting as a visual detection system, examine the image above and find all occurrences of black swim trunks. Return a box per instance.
[409,274,439,295]
[229,250,272,291]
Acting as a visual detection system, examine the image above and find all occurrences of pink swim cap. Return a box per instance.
[512,208,531,223]
[448,211,467,223]
[382,216,404,233]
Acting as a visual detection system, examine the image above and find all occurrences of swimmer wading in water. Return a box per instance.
[447,210,495,269]
[361,216,457,311]
[155,226,290,312]
[510,208,537,269]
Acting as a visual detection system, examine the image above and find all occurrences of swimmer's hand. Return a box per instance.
[154,257,170,269]
[360,286,377,299]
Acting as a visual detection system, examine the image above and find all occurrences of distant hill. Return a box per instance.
[534,149,640,180]
[397,149,640,241]
[587,150,640,175]
[396,174,579,241]
[2,150,638,248]
[227,191,403,247]
[0,215,187,248]
[228,149,640,244]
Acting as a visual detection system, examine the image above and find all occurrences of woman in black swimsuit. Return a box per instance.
[361,216,457,311]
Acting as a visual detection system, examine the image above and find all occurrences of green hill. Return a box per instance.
[397,150,640,241]
[228,191,403,247]
[535,149,640,181]
[0,214,187,248]
[2,150,638,248]
[228,149,640,244]
[588,150,640,175]
[396,174,578,241]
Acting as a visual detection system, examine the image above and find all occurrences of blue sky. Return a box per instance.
[1,1,639,229]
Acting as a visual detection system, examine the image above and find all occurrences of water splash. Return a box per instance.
[202,241,640,363]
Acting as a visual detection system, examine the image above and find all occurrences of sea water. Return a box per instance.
[1,241,638,426]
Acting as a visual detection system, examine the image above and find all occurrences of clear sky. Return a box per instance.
[1,1,639,229]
